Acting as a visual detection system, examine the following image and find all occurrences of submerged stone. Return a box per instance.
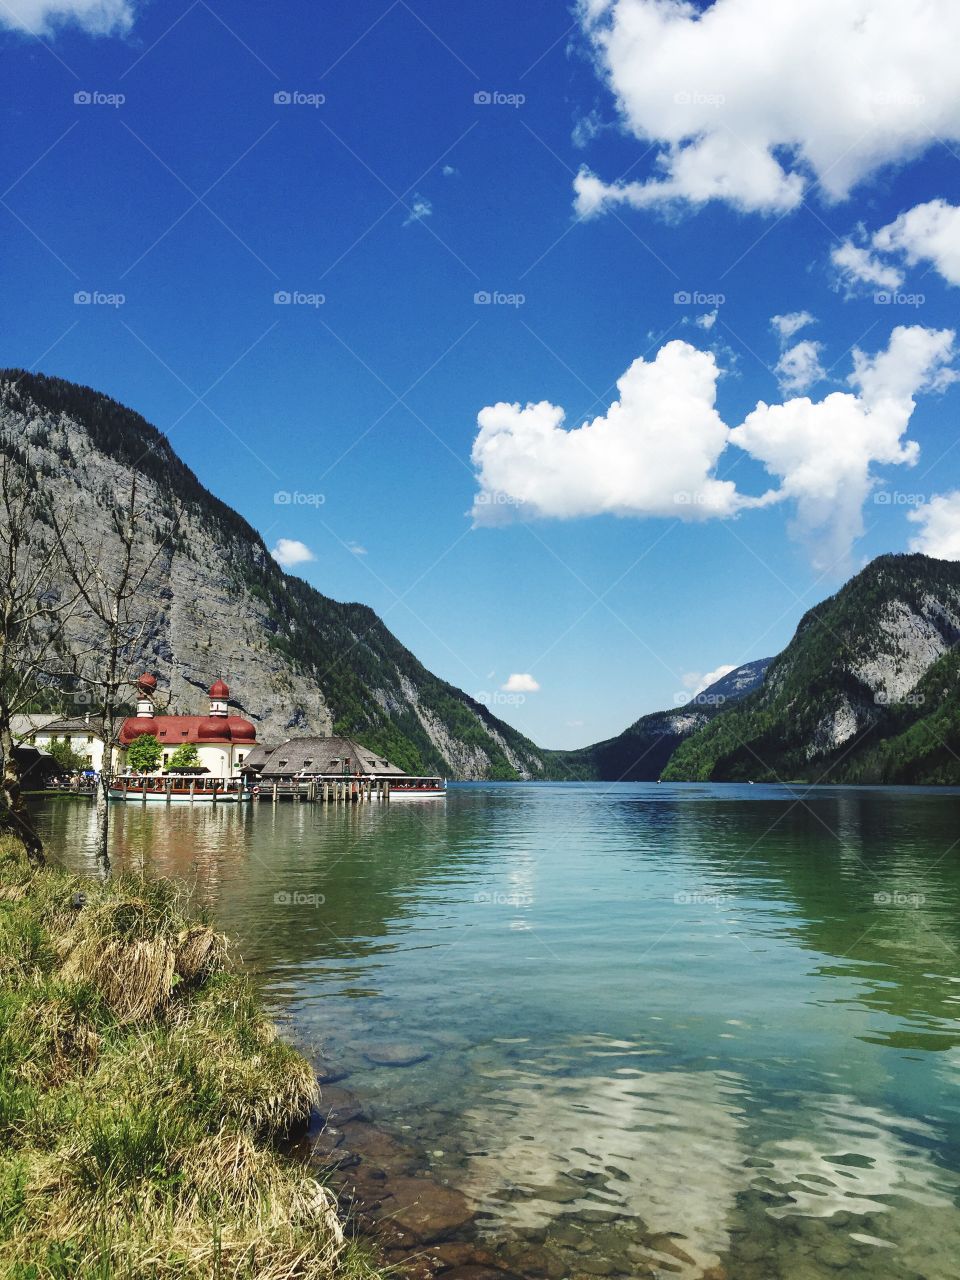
[364,1042,432,1067]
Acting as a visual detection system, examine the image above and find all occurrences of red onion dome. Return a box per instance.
[137,673,158,692]
[209,679,230,699]
[226,716,256,742]
[122,719,158,742]
[197,717,230,741]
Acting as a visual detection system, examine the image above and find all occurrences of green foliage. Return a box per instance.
[127,733,162,773]
[45,740,90,773]
[167,743,201,771]
[664,554,960,784]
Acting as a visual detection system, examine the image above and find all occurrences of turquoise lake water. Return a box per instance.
[38,782,960,1279]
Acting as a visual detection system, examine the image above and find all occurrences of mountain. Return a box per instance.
[0,371,545,781]
[545,657,771,781]
[664,554,960,785]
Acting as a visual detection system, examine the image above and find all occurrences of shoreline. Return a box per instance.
[0,834,377,1279]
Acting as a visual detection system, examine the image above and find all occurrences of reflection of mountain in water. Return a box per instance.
[627,786,960,1051]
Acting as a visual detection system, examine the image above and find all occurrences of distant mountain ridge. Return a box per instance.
[0,370,545,781]
[664,554,960,785]
[545,657,772,781]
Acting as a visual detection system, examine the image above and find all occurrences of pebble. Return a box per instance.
[364,1042,432,1067]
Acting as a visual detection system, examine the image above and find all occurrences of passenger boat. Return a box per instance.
[108,774,251,803]
[387,776,446,800]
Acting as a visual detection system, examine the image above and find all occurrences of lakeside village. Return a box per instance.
[13,673,445,802]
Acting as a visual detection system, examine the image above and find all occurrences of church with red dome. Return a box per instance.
[119,674,257,778]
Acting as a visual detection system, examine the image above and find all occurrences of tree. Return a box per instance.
[54,474,180,862]
[168,742,201,771]
[47,739,91,773]
[0,451,83,864]
[127,733,161,773]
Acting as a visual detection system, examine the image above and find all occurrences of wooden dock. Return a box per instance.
[256,778,392,804]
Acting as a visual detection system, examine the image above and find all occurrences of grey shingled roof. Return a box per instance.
[249,736,406,777]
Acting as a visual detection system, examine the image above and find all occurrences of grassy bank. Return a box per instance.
[0,835,380,1280]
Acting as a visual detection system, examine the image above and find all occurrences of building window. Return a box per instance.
[87,735,93,744]
[237,753,244,764]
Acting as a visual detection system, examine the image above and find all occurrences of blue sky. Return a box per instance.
[3,0,960,749]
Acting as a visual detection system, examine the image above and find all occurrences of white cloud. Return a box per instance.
[683,665,736,698]
[471,326,956,568]
[771,312,815,342]
[831,239,905,292]
[873,200,960,287]
[346,541,368,556]
[471,341,739,524]
[0,0,134,34]
[908,492,960,559]
[403,195,433,225]
[271,538,316,568]
[775,340,826,394]
[834,202,960,294]
[731,325,956,568]
[501,673,540,693]
[695,309,718,331]
[441,164,459,177]
[575,0,960,216]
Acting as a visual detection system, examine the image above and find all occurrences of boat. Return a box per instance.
[108,773,251,803]
[387,776,446,800]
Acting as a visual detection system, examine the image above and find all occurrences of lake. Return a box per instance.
[37,782,960,1280]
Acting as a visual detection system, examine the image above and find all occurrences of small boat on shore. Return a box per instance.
[108,774,251,803]
[387,776,446,800]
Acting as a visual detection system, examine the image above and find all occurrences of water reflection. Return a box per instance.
[35,783,960,1280]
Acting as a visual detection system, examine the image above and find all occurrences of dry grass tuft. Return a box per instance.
[0,834,373,1280]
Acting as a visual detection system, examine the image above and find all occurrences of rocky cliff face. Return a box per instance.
[664,554,960,784]
[0,371,544,780]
